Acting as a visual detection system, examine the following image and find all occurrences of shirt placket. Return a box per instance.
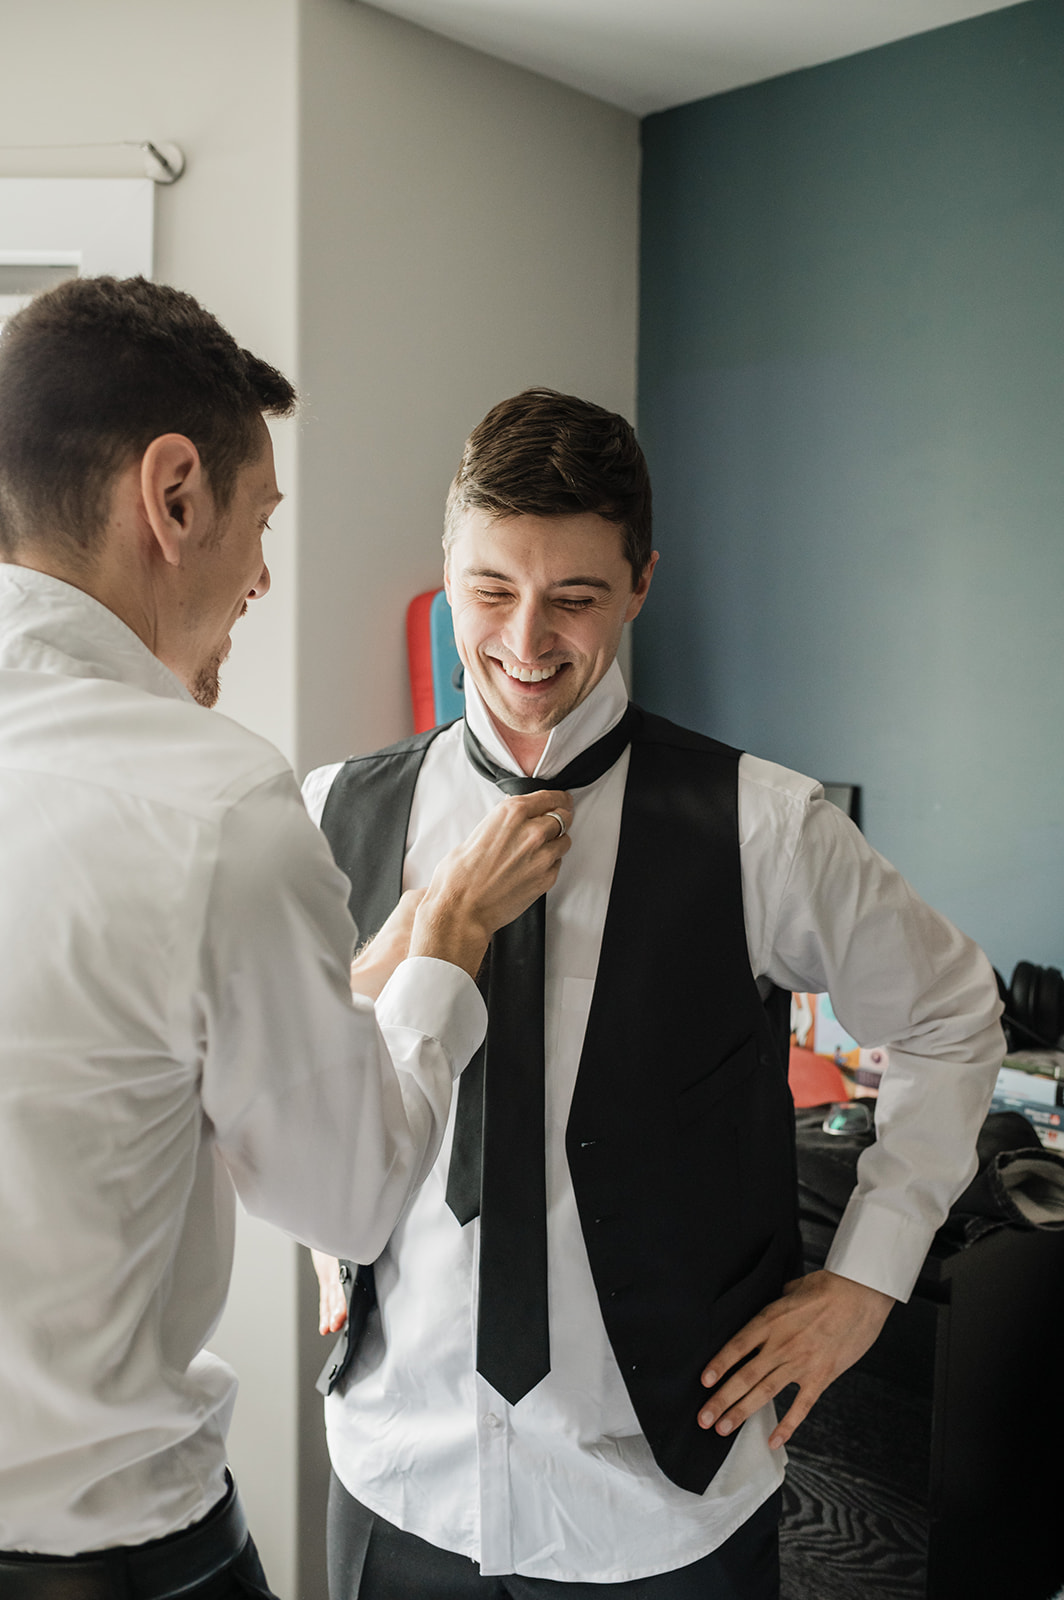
[474,1366,515,1570]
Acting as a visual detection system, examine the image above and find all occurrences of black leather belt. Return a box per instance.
[0,1475,249,1600]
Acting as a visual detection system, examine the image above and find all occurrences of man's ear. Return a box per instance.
[138,435,207,568]
[625,550,659,624]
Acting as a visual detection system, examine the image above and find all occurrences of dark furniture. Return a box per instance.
[779,1218,1064,1600]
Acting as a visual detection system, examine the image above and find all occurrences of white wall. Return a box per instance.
[2,3,639,1595]
[0,0,300,764]
[295,0,640,775]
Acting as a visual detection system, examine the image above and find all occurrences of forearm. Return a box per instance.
[200,778,487,1259]
[349,890,426,1000]
[214,970,484,1260]
[761,791,1006,1301]
[825,1022,1004,1299]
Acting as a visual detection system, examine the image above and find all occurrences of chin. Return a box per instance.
[487,670,583,729]
[487,690,560,734]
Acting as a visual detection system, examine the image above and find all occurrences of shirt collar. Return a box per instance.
[0,565,194,705]
[463,659,630,780]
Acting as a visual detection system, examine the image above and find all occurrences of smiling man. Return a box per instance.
[306,389,1004,1600]
[0,287,571,1598]
[446,506,655,766]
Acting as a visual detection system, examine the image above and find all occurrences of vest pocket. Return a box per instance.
[702,1233,785,1378]
[675,1035,757,1129]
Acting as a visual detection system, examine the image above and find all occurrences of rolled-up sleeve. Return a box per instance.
[196,772,486,1261]
[740,758,1005,1302]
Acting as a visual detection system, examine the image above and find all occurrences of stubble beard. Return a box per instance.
[190,653,223,709]
[480,661,583,739]
[192,601,248,708]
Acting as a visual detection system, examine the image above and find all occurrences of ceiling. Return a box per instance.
[360,0,1029,116]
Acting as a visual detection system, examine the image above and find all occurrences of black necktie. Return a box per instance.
[446,705,635,1404]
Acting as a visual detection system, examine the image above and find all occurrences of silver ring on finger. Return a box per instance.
[545,809,567,840]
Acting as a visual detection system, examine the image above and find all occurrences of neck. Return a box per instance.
[488,713,550,777]
[11,542,161,653]
[8,543,97,596]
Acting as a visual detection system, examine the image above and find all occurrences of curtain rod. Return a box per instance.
[0,141,185,184]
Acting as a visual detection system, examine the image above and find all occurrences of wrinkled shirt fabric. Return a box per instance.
[0,566,484,1555]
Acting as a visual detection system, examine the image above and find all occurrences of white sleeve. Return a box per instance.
[740,758,1005,1302]
[196,771,485,1260]
[301,761,343,828]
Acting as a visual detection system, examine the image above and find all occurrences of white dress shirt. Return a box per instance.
[304,660,1003,1583]
[0,566,485,1556]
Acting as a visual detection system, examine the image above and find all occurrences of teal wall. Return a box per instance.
[637,0,1064,974]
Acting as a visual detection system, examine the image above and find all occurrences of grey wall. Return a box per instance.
[637,0,1064,974]
[296,0,640,777]
[293,2,639,1588]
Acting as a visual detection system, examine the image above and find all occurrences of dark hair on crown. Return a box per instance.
[0,275,297,558]
[444,388,652,578]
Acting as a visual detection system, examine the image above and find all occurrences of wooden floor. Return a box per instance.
[777,1366,1064,1600]
[777,1372,929,1600]
[780,1450,927,1600]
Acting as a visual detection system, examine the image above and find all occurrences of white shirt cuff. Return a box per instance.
[375,956,487,1080]
[824,1194,936,1303]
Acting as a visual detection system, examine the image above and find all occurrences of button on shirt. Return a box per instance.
[0,567,485,1555]
[303,661,1003,1583]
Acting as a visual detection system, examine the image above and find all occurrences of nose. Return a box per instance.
[249,562,271,601]
[504,595,554,664]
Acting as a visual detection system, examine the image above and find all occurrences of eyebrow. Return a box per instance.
[464,566,613,592]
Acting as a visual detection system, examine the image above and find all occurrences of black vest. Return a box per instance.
[317,706,801,1496]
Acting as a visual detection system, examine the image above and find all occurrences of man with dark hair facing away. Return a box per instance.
[308,388,1003,1600]
[0,282,572,1598]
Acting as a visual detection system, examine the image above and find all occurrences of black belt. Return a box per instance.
[0,1474,249,1600]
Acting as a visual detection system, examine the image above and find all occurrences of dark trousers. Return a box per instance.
[326,1472,781,1600]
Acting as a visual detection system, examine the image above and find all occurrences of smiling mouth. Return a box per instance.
[499,660,565,685]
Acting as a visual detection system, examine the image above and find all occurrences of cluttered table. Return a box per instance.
[781,994,1064,1600]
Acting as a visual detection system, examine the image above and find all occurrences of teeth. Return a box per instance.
[503,662,561,684]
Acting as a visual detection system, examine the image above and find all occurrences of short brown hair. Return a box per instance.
[0,276,297,558]
[444,388,652,578]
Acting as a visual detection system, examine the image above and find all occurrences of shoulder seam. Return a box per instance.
[332,721,455,772]
[633,706,742,760]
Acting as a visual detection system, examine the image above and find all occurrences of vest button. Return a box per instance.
[338,1263,351,1284]
[579,1138,603,1149]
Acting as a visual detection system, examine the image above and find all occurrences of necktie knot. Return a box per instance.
[494,773,548,798]
[462,705,636,796]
